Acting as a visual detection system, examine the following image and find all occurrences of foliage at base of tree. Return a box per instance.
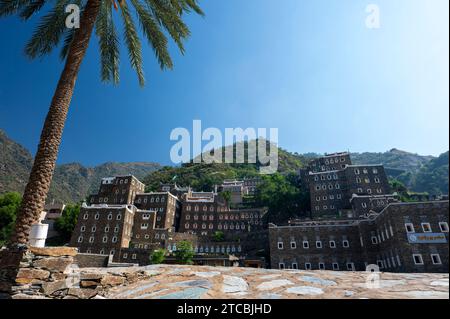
[54,204,81,243]
[0,192,21,246]
[150,249,166,264]
[174,240,195,265]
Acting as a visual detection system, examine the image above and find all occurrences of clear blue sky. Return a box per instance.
[0,0,448,166]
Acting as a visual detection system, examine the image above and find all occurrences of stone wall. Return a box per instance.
[74,253,109,268]
[0,246,150,299]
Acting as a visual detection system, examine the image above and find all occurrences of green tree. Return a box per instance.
[0,192,21,246]
[1,0,204,245]
[213,231,224,242]
[174,240,194,265]
[54,204,81,243]
[150,248,166,264]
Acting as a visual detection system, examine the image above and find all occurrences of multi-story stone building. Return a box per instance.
[88,175,145,205]
[133,192,181,230]
[269,200,449,273]
[69,204,136,256]
[301,153,392,217]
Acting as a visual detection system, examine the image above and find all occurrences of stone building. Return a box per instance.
[88,175,145,205]
[133,192,181,230]
[269,200,449,273]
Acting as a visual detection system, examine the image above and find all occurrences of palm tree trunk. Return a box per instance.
[9,0,101,246]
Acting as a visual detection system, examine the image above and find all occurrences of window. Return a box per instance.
[346,263,355,271]
[94,213,100,220]
[413,254,424,265]
[405,223,415,233]
[102,236,108,243]
[89,236,94,243]
[292,263,298,270]
[80,226,86,232]
[329,240,336,248]
[431,254,442,265]
[374,177,380,183]
[337,194,342,199]
[107,213,113,220]
[104,226,109,232]
[319,263,325,270]
[83,214,88,220]
[91,226,96,232]
[277,242,284,250]
[371,236,378,244]
[439,222,449,232]
[279,263,285,270]
[342,240,349,248]
[303,241,309,249]
[305,263,312,270]
[132,254,137,260]
[122,253,128,259]
[362,203,367,208]
[332,263,339,270]
[421,223,432,232]
[290,241,296,249]
[316,241,322,248]
[112,237,118,243]
[114,226,119,233]
[77,236,83,243]
[116,214,122,221]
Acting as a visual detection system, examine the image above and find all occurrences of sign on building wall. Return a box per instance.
[407,233,448,244]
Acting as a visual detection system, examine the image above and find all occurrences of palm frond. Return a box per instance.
[19,0,46,20]
[145,0,190,54]
[120,1,145,86]
[59,28,75,60]
[0,0,31,17]
[130,0,172,70]
[96,0,120,84]
[24,0,72,58]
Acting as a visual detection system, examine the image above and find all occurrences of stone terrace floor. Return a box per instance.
[91,265,449,299]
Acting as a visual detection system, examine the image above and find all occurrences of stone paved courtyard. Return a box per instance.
[94,265,449,299]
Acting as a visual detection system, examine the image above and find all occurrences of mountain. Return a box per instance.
[0,129,161,203]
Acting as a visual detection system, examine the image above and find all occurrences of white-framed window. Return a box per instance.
[107,213,113,220]
[413,254,424,265]
[277,242,284,250]
[439,222,449,232]
[132,254,137,260]
[112,236,118,243]
[94,213,100,220]
[80,226,86,232]
[337,194,342,199]
[305,263,312,270]
[371,236,378,244]
[431,254,442,265]
[91,226,96,232]
[123,253,128,259]
[116,214,122,220]
[405,223,415,233]
[114,226,119,233]
[292,263,298,270]
[83,214,88,220]
[279,263,285,270]
[102,236,108,243]
[332,263,339,270]
[329,240,336,248]
[303,241,309,249]
[421,223,432,233]
[185,223,190,229]
[342,240,349,248]
[290,241,296,249]
[346,263,355,271]
[89,236,94,243]
[316,241,322,248]
[318,263,325,270]
[99,249,105,255]
[104,226,109,232]
[362,202,367,208]
[77,236,83,243]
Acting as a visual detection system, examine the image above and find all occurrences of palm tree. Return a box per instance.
[0,0,203,246]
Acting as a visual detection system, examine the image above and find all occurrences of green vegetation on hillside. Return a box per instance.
[0,192,21,246]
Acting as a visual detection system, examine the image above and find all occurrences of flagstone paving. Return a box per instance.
[102,265,449,299]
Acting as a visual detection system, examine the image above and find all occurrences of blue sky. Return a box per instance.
[0,0,448,166]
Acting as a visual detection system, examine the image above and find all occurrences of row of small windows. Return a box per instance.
[135,233,166,240]
[405,222,448,234]
[279,262,355,271]
[77,236,118,243]
[315,184,340,191]
[315,194,342,201]
[277,239,350,250]
[135,196,166,204]
[354,168,378,175]
[356,188,383,194]
[324,157,347,165]
[185,222,253,230]
[83,212,122,221]
[413,254,442,265]
[80,225,120,233]
[356,177,381,183]
[195,245,242,254]
[185,213,259,221]
[314,174,339,182]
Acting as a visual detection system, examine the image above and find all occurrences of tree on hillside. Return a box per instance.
[0,192,21,246]
[54,204,81,243]
[173,240,194,264]
[1,0,204,245]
